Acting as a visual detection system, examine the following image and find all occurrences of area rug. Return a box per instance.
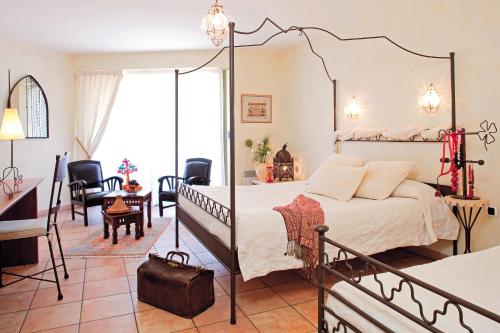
[65,217,171,257]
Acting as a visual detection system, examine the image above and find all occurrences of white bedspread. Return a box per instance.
[327,246,500,332]
[178,181,458,280]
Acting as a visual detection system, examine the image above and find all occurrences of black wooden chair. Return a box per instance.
[158,158,212,217]
[68,160,123,226]
[0,153,70,299]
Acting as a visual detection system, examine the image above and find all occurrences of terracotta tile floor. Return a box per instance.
[0,207,433,332]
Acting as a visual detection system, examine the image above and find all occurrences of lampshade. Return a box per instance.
[0,108,25,140]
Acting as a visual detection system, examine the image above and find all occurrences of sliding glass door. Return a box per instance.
[94,68,227,203]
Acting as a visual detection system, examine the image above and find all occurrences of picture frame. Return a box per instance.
[241,94,272,123]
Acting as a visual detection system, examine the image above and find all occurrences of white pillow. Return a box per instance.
[323,153,364,168]
[355,161,416,200]
[306,166,367,202]
[308,153,364,180]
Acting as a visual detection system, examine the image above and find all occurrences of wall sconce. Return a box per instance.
[420,84,441,113]
[344,96,361,119]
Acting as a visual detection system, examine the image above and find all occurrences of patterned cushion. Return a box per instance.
[0,218,47,241]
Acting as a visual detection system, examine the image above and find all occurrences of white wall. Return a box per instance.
[72,48,291,184]
[281,1,500,254]
[0,37,74,211]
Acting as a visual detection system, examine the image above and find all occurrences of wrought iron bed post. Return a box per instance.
[229,21,237,325]
[333,80,337,132]
[316,224,329,332]
[175,69,180,248]
[450,52,456,131]
[450,53,458,254]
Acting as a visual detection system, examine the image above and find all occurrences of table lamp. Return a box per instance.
[0,108,25,182]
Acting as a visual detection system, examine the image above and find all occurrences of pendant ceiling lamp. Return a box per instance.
[200,0,230,46]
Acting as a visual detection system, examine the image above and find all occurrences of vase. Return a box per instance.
[254,162,269,182]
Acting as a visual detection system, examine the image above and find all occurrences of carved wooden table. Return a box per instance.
[444,195,489,254]
[103,190,152,229]
[102,209,143,244]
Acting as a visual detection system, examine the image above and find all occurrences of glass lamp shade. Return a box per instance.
[344,97,361,119]
[200,0,229,46]
[421,84,441,113]
[0,108,25,140]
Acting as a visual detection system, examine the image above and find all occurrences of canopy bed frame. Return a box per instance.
[173,18,458,324]
[315,225,500,332]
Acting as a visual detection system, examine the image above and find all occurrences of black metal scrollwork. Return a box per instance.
[477,120,497,151]
[319,238,500,332]
[178,183,231,227]
[326,250,474,332]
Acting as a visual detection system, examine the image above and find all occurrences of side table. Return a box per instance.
[444,195,489,254]
[102,209,144,244]
[103,190,152,228]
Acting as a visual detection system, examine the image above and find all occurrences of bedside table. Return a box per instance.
[444,195,489,254]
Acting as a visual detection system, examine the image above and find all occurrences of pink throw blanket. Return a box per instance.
[273,195,325,279]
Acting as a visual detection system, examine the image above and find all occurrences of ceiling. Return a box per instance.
[0,1,461,54]
[0,0,381,54]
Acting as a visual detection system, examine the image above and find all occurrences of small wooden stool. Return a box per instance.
[102,209,144,244]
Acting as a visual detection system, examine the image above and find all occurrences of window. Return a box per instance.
[94,68,227,202]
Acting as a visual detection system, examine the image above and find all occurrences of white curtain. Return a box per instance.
[74,71,123,159]
[178,69,225,186]
[93,69,225,204]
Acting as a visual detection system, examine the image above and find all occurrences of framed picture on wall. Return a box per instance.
[241,94,272,123]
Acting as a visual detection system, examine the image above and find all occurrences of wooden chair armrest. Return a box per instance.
[68,180,87,201]
[186,176,210,186]
[158,175,182,192]
[101,176,123,191]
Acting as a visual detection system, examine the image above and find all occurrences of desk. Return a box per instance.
[0,178,43,267]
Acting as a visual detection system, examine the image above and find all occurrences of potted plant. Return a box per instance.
[246,136,272,181]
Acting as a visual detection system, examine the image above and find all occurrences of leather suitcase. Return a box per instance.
[137,251,214,318]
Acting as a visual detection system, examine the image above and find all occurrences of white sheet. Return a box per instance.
[178,181,458,280]
[326,246,500,332]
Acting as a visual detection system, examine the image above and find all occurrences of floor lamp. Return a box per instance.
[0,108,25,183]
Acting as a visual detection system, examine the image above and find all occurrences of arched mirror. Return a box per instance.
[8,75,49,138]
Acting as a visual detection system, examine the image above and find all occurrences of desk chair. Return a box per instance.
[0,153,70,300]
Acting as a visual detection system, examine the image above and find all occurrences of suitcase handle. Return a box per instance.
[166,251,190,265]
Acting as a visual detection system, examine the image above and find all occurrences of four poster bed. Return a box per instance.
[173,18,466,325]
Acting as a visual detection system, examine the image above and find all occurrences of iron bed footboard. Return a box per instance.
[315,225,500,333]
[176,183,238,271]
[175,204,240,273]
